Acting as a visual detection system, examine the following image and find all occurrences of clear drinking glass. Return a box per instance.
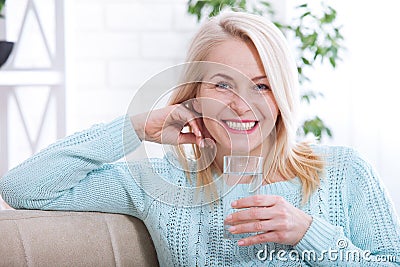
[222,155,264,240]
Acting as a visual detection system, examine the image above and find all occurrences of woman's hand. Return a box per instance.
[224,195,312,246]
[130,103,205,146]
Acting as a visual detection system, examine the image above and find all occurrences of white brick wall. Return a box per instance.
[105,3,175,31]
[65,0,200,132]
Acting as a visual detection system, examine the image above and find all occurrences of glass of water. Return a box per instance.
[222,155,264,240]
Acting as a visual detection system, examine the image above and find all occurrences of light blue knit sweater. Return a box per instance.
[1,116,400,266]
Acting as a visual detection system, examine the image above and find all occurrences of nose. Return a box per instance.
[228,92,251,116]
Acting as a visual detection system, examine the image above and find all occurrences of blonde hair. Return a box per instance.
[168,11,324,204]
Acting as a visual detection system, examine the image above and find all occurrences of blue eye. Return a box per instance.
[215,82,233,90]
[253,84,270,91]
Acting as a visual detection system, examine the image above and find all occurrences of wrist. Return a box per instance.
[302,214,313,236]
[130,114,146,141]
[294,213,313,246]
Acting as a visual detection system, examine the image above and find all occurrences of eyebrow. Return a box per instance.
[209,73,268,82]
[209,73,234,81]
[252,75,268,81]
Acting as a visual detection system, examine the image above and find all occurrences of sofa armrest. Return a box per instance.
[0,210,159,267]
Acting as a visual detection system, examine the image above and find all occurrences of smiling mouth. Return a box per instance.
[223,120,258,131]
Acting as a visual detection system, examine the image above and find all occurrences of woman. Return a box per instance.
[1,12,399,266]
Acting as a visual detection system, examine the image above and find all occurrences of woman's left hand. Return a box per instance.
[224,195,312,246]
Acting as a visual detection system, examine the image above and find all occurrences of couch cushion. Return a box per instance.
[0,210,158,267]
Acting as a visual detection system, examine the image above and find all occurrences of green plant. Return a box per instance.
[187,1,344,140]
[0,0,5,18]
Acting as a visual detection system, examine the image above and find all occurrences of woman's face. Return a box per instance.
[195,39,279,156]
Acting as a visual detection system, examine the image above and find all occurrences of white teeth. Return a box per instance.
[225,121,256,131]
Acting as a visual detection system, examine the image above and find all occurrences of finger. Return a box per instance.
[237,231,281,246]
[167,105,198,132]
[197,118,213,139]
[224,217,256,226]
[231,195,283,209]
[227,219,276,235]
[185,108,216,148]
[166,106,202,145]
[180,111,203,147]
[177,132,198,145]
[225,207,273,224]
[177,104,202,138]
[186,117,202,139]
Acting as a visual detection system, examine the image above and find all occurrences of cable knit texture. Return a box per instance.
[1,116,400,266]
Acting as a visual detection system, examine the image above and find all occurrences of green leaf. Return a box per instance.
[260,1,271,7]
[187,1,207,21]
[273,22,284,29]
[301,91,322,103]
[295,26,302,38]
[301,95,312,104]
[302,116,332,140]
[329,57,336,67]
[0,0,6,15]
[321,7,337,24]
[297,67,303,75]
[301,57,310,65]
[300,11,311,19]
[239,0,247,9]
[326,128,332,137]
[301,32,317,49]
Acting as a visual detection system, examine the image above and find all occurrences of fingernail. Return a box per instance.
[226,214,232,221]
[229,226,236,232]
[199,139,205,148]
[237,240,245,246]
[231,200,237,207]
[198,130,202,137]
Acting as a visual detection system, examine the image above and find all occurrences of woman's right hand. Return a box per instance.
[130,103,204,146]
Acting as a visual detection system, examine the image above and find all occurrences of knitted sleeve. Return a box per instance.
[0,116,149,219]
[295,148,400,266]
